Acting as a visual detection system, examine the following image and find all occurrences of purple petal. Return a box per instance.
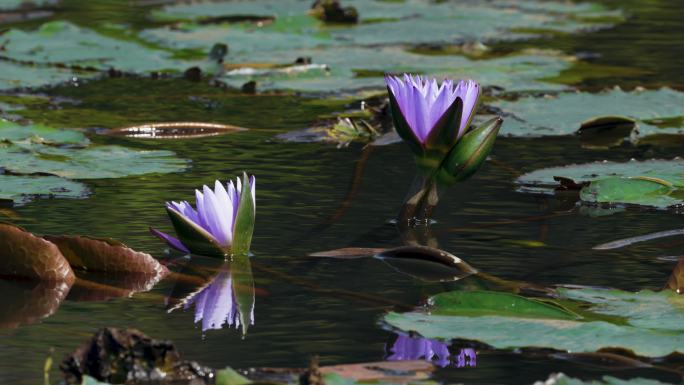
[456,79,480,138]
[202,185,229,245]
[150,227,190,253]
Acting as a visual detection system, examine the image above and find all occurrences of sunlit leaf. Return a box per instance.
[0,223,74,283]
[105,121,246,139]
[532,373,677,385]
[579,177,680,209]
[494,88,684,137]
[215,367,250,385]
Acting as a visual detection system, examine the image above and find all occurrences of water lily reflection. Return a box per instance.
[172,257,255,335]
[387,333,476,368]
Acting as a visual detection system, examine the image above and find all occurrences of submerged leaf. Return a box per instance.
[0,223,74,283]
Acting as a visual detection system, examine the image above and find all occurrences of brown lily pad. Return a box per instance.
[0,223,75,283]
[45,235,169,278]
[0,279,72,329]
[320,360,434,382]
[105,122,246,139]
[308,247,388,259]
[375,246,478,282]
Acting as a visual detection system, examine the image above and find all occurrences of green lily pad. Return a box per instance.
[0,0,55,11]
[493,88,684,137]
[516,159,684,209]
[0,141,188,179]
[580,177,681,209]
[532,373,677,385]
[0,119,88,145]
[429,290,579,319]
[0,174,89,205]
[384,287,684,357]
[149,0,620,46]
[517,159,684,192]
[0,61,82,91]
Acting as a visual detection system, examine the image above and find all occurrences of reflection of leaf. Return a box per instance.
[384,287,684,357]
[0,279,71,329]
[0,223,74,283]
[494,88,684,137]
[0,174,89,205]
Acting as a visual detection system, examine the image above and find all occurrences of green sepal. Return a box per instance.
[230,254,255,336]
[387,87,425,157]
[231,172,255,257]
[438,116,502,185]
[166,207,228,258]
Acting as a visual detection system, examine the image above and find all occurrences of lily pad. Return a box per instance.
[0,119,88,145]
[0,174,89,205]
[384,287,684,357]
[44,235,169,277]
[0,0,56,11]
[0,223,75,283]
[533,373,678,385]
[148,0,620,47]
[105,122,246,139]
[493,88,684,137]
[0,60,81,91]
[516,159,684,209]
[0,141,189,179]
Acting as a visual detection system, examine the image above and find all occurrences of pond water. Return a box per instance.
[0,1,683,385]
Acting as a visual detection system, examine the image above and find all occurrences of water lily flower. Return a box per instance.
[385,74,480,161]
[151,173,255,257]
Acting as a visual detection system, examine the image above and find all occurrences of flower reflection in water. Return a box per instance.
[387,333,476,368]
[173,257,255,336]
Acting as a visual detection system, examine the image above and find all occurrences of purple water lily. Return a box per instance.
[385,74,480,145]
[151,175,256,254]
[183,269,254,333]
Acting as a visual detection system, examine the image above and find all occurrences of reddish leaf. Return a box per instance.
[0,223,75,283]
[45,235,169,277]
[0,279,72,329]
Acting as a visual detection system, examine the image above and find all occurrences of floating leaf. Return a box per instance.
[376,246,478,282]
[0,0,56,11]
[308,247,388,258]
[0,174,89,205]
[44,235,169,277]
[580,177,680,209]
[0,119,88,144]
[532,373,677,385]
[0,142,189,179]
[104,122,247,139]
[0,279,71,329]
[148,0,619,47]
[0,223,74,283]
[215,368,250,385]
[517,159,684,193]
[384,287,684,357]
[428,290,579,319]
[494,88,684,137]
[516,159,684,209]
[320,360,434,382]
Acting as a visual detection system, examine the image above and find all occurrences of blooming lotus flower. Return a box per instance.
[151,173,255,258]
[385,74,480,163]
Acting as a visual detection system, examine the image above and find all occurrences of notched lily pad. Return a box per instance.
[105,122,247,139]
[44,235,169,278]
[376,246,478,282]
[0,222,74,283]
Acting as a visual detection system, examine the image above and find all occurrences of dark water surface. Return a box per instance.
[1,1,683,385]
